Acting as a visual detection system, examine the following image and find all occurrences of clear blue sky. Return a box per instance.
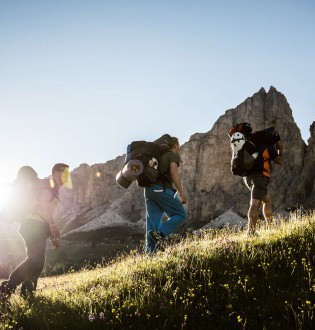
[0,0,314,186]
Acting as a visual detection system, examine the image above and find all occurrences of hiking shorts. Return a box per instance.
[244,173,269,201]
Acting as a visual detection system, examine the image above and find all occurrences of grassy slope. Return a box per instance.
[1,214,315,329]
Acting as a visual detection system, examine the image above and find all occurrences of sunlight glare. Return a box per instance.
[0,165,18,213]
[0,181,12,212]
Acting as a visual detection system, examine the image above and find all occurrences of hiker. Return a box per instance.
[243,131,283,235]
[144,137,188,253]
[0,163,69,298]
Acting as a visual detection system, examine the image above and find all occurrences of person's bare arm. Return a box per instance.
[170,162,188,204]
[273,141,284,165]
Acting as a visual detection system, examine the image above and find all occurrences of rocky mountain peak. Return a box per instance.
[258,87,267,94]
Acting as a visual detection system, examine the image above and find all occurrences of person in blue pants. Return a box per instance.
[144,137,188,253]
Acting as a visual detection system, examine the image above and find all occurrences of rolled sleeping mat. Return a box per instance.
[116,159,144,189]
[122,159,144,181]
[116,171,132,189]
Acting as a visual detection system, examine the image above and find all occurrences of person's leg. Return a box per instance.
[247,199,261,235]
[20,279,34,297]
[1,223,31,295]
[262,193,273,227]
[245,174,268,235]
[150,188,187,237]
[144,187,164,253]
[23,222,48,294]
[4,221,47,294]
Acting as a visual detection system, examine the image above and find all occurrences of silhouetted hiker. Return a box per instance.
[0,163,69,299]
[239,125,283,235]
[145,137,188,253]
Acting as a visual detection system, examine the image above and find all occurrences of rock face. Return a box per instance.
[199,211,247,230]
[56,158,146,240]
[56,86,314,240]
[293,122,315,208]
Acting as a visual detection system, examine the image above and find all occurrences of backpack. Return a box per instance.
[229,122,253,138]
[230,131,258,176]
[0,166,38,223]
[123,134,173,187]
[249,126,280,146]
[0,177,60,224]
[229,123,281,177]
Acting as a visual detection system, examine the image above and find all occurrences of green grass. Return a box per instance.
[1,213,315,329]
[42,240,139,276]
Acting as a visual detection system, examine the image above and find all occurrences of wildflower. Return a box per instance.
[237,315,243,323]
[88,314,95,322]
[99,312,105,320]
[135,309,141,317]
[306,300,311,305]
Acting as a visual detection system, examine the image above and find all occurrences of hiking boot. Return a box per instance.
[21,279,36,298]
[149,230,166,251]
[0,281,14,300]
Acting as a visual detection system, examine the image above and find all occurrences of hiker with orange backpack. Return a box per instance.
[229,123,283,236]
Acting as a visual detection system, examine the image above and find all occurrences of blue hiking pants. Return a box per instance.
[144,185,187,253]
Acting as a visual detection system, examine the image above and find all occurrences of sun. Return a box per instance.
[0,166,19,213]
[0,175,23,264]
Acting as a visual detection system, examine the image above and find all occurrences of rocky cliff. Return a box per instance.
[56,86,314,240]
